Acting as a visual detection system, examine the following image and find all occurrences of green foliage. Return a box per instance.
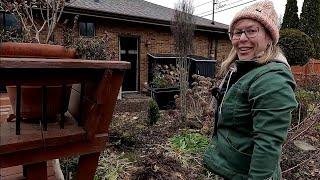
[0,27,27,43]
[299,0,320,58]
[279,28,314,66]
[75,36,113,60]
[169,133,209,153]
[151,76,170,88]
[315,124,320,133]
[148,99,160,125]
[293,89,320,124]
[59,157,79,179]
[281,0,299,29]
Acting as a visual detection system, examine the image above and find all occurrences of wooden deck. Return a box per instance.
[0,93,12,124]
[0,58,128,179]
[0,93,60,179]
[0,161,58,180]
[0,93,86,155]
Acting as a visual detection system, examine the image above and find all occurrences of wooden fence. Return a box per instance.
[291,59,320,85]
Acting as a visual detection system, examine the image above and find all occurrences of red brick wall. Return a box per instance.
[51,17,231,91]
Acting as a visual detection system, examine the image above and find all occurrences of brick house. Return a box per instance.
[0,0,232,92]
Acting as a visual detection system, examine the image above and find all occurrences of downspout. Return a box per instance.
[214,39,218,60]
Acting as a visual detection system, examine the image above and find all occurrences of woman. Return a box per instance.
[204,1,298,179]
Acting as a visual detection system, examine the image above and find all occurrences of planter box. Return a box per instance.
[0,86,6,93]
[0,42,76,121]
[150,86,179,110]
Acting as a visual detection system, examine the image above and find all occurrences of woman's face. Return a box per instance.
[230,19,272,60]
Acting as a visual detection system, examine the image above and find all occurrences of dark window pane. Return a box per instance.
[86,23,95,37]
[0,12,4,27]
[5,13,19,29]
[79,22,86,36]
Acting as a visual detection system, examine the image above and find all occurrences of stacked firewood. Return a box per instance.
[151,63,180,88]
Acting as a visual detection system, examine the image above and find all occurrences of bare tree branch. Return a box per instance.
[0,0,69,43]
[171,0,195,122]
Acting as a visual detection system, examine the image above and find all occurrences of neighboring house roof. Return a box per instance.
[65,0,229,33]
[148,53,216,62]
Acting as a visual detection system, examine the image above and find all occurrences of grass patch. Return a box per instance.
[95,149,133,180]
[169,133,209,153]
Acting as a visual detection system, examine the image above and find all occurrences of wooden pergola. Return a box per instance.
[0,58,130,179]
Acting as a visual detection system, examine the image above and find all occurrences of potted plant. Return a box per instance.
[68,33,115,119]
[149,63,180,109]
[0,0,76,121]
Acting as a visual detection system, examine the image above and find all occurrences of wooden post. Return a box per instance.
[24,161,47,180]
[76,153,100,180]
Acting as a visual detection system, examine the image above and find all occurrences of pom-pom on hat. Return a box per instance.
[229,0,279,44]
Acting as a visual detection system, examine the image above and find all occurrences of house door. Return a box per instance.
[120,37,139,92]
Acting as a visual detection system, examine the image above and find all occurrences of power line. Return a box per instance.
[196,9,213,16]
[217,0,230,4]
[199,0,257,18]
[216,0,257,13]
[194,0,213,8]
[196,0,245,16]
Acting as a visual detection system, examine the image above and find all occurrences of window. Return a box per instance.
[0,12,20,30]
[79,22,95,37]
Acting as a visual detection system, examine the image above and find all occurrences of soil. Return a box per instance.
[107,110,213,179]
[105,110,319,180]
[60,109,319,179]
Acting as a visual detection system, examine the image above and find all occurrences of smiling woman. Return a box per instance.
[230,19,272,61]
[203,1,298,179]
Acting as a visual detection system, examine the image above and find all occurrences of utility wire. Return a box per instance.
[196,9,213,16]
[216,0,257,13]
[194,0,213,8]
[199,0,257,17]
[196,0,245,16]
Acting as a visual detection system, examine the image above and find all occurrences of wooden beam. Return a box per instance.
[0,135,107,168]
[0,113,86,155]
[0,58,131,69]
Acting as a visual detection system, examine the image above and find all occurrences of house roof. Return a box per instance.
[148,53,216,62]
[66,0,229,33]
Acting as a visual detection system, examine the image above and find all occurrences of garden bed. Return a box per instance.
[60,109,319,179]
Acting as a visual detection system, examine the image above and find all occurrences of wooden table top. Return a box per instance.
[0,58,131,69]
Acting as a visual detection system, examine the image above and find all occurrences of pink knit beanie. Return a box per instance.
[229,0,279,44]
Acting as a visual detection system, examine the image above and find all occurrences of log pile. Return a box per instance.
[151,63,180,88]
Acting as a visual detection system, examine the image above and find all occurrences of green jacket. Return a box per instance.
[204,60,298,180]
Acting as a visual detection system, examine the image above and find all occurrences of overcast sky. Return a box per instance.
[145,0,304,25]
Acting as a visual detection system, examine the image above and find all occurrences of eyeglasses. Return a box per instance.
[229,27,260,40]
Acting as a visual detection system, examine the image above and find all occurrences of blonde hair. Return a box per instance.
[220,43,280,75]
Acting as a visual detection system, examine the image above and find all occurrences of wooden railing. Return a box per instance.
[0,58,130,179]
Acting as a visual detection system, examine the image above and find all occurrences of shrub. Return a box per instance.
[299,0,320,58]
[279,28,315,66]
[151,76,171,88]
[174,74,215,122]
[148,99,160,125]
[0,27,26,43]
[59,157,79,179]
[75,34,114,60]
[293,88,320,124]
[281,0,299,29]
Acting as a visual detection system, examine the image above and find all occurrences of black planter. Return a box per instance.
[0,86,7,93]
[150,86,179,110]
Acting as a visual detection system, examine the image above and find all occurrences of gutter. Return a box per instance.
[147,53,217,62]
[64,6,228,34]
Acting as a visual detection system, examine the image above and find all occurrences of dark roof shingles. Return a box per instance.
[67,0,228,30]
